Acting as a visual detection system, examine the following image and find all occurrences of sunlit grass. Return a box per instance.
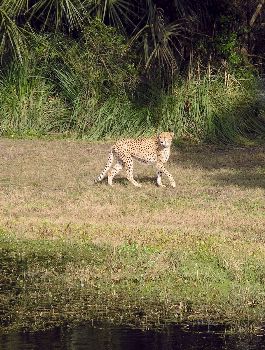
[0,56,264,143]
[0,139,265,333]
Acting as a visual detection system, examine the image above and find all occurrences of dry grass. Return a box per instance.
[1,138,265,332]
[0,138,264,244]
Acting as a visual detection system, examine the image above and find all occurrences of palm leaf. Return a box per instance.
[28,0,86,31]
[0,8,27,62]
[0,0,29,17]
[87,0,137,34]
[131,4,187,82]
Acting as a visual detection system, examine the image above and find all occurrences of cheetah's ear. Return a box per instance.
[170,131,174,138]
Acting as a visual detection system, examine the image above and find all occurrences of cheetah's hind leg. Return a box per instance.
[95,149,114,183]
[107,161,123,186]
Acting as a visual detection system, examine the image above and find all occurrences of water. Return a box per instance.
[1,324,265,350]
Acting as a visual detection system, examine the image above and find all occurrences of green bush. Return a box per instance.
[158,67,264,144]
[0,22,263,143]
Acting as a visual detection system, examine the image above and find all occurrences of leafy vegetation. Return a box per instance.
[0,0,264,142]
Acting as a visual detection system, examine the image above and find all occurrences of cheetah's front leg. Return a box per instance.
[156,171,166,187]
[156,163,176,188]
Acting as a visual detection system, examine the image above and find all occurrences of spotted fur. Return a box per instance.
[95,132,176,188]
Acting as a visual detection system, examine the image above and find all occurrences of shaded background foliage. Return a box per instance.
[1,0,263,72]
[0,0,264,141]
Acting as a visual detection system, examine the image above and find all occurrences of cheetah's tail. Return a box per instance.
[95,149,114,183]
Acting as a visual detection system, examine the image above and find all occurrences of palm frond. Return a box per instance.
[87,0,137,34]
[0,8,27,62]
[131,4,187,83]
[28,0,86,31]
[0,0,29,17]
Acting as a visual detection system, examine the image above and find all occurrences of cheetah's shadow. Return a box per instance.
[98,176,156,186]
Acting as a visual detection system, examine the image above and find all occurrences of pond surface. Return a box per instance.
[1,324,265,350]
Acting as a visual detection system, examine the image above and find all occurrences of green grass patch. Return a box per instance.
[1,229,265,333]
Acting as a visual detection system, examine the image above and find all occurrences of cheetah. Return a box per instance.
[95,132,176,188]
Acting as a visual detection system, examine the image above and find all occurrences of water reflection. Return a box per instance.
[1,324,265,350]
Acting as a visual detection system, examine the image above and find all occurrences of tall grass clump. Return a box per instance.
[0,21,264,142]
[0,61,69,136]
[71,96,155,140]
[0,0,264,143]
[0,56,263,142]
[0,21,148,138]
[158,64,265,143]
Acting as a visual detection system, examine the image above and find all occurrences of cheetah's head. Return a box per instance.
[158,132,174,148]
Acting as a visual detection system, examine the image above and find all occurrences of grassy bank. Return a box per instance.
[0,138,265,333]
[1,231,265,333]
